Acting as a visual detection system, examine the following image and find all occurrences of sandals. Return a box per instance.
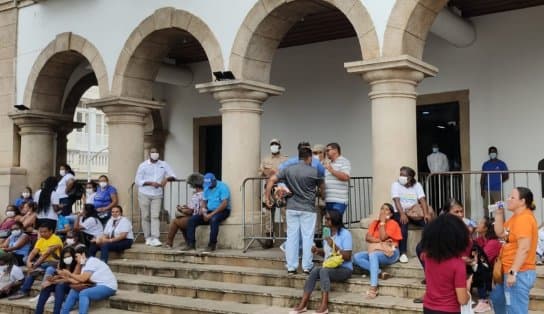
[288,307,307,314]
[365,288,379,299]
[379,272,392,280]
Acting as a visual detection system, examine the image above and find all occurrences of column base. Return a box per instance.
[0,168,28,207]
[195,224,244,250]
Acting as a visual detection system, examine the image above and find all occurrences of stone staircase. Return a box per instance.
[0,243,543,313]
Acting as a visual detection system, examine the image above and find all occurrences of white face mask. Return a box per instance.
[63,257,73,265]
[22,192,30,198]
[5,211,15,218]
[99,181,107,188]
[270,145,280,154]
[11,229,21,237]
[489,152,497,159]
[432,147,439,153]
[65,238,75,246]
[59,170,66,176]
[398,176,409,186]
[86,189,93,195]
[150,153,159,161]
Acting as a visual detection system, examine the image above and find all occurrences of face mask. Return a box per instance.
[99,181,107,188]
[59,170,66,176]
[5,211,14,218]
[150,153,159,161]
[65,238,75,246]
[489,152,497,159]
[22,192,30,198]
[63,257,73,265]
[11,229,21,236]
[398,176,409,186]
[86,189,93,195]
[270,145,280,154]
[432,147,439,153]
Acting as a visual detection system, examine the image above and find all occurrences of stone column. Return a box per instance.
[9,111,73,190]
[196,80,284,249]
[87,97,163,221]
[56,122,85,170]
[345,55,438,221]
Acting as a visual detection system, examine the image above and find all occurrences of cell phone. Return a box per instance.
[52,270,58,276]
[322,227,331,238]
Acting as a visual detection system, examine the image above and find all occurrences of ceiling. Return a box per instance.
[167,0,544,65]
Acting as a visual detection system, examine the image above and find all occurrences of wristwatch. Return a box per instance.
[509,270,517,277]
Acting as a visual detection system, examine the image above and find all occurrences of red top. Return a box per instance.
[423,255,466,313]
[474,236,502,265]
[368,219,402,246]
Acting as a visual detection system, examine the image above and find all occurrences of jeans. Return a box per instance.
[61,285,116,314]
[186,210,230,246]
[393,212,426,254]
[286,210,316,271]
[35,282,70,314]
[303,266,352,293]
[325,202,347,216]
[353,249,400,287]
[138,193,162,240]
[490,270,536,314]
[20,262,57,293]
[89,239,133,263]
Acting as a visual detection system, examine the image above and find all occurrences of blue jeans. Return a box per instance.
[325,202,347,216]
[393,212,426,255]
[61,285,116,314]
[186,210,230,246]
[285,210,316,271]
[20,262,57,294]
[353,249,400,287]
[89,239,133,263]
[35,282,70,314]
[490,270,536,314]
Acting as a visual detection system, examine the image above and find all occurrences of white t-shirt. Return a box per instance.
[85,192,96,205]
[0,265,24,289]
[79,216,104,238]
[34,190,59,221]
[103,217,134,240]
[55,173,75,199]
[391,181,426,213]
[325,156,351,204]
[82,257,117,290]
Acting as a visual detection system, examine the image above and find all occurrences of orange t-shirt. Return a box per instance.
[368,219,402,246]
[501,209,538,273]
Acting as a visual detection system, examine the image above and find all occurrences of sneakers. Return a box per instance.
[8,291,28,300]
[149,238,162,247]
[201,244,216,253]
[287,270,297,275]
[179,244,196,252]
[279,242,286,253]
[303,268,312,275]
[473,300,491,313]
[399,254,409,263]
[145,238,152,246]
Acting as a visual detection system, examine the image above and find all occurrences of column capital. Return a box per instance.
[196,80,284,114]
[9,110,73,135]
[345,55,438,83]
[86,96,164,125]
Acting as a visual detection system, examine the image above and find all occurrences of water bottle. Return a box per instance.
[488,201,504,213]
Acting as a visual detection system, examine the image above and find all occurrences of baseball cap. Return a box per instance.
[203,173,217,189]
[269,138,281,145]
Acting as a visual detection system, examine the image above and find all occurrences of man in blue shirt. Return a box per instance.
[480,146,509,215]
[181,173,230,252]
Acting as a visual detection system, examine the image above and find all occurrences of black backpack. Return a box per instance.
[67,182,85,201]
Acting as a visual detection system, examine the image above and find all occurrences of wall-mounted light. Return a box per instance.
[14,104,30,111]
[213,71,236,81]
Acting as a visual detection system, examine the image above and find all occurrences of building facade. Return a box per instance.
[1,0,544,248]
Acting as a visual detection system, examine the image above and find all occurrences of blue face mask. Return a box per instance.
[489,152,497,159]
[432,147,439,153]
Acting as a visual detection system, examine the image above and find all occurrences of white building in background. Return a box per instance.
[67,86,109,180]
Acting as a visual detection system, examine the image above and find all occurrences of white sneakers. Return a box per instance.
[145,238,163,247]
[399,254,409,263]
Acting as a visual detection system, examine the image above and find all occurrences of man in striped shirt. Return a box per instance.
[324,143,351,216]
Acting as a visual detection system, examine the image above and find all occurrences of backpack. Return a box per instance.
[67,182,85,201]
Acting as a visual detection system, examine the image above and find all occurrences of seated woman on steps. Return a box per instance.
[289,210,352,314]
[353,203,402,299]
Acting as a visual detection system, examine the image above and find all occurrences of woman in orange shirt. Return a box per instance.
[353,203,402,299]
[491,187,537,314]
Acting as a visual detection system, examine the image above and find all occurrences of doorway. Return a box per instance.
[193,116,222,179]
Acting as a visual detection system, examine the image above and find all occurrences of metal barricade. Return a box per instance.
[130,179,189,240]
[424,170,544,223]
[345,176,372,227]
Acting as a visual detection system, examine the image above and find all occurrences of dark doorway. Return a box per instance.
[198,124,222,179]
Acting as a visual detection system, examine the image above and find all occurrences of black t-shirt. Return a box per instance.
[538,159,544,197]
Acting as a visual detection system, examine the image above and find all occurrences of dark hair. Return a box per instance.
[481,216,497,240]
[24,201,37,213]
[85,181,97,190]
[297,141,311,150]
[112,205,123,214]
[400,166,417,187]
[59,164,75,176]
[38,176,59,215]
[0,252,16,273]
[488,146,497,153]
[59,246,77,272]
[75,244,88,257]
[421,214,470,262]
[326,142,341,154]
[516,187,535,210]
[326,210,345,232]
[187,173,204,189]
[441,198,463,215]
[38,223,54,232]
[298,147,312,160]
[82,204,99,222]
[382,203,394,215]
[24,186,32,194]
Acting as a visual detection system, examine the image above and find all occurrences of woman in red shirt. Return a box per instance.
[421,213,471,314]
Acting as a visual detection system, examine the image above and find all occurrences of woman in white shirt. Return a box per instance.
[56,164,76,216]
[74,204,103,248]
[35,176,59,230]
[89,205,134,263]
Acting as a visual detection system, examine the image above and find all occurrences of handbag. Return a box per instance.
[368,240,396,257]
[405,204,424,220]
[322,242,343,268]
[70,282,94,292]
[492,248,504,284]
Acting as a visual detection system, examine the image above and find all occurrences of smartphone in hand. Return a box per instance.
[322,227,331,238]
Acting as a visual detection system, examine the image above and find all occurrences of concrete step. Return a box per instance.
[0,295,139,314]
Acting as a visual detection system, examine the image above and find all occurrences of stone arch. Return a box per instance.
[23,32,109,112]
[111,7,224,98]
[62,73,98,117]
[382,0,448,58]
[230,0,380,83]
